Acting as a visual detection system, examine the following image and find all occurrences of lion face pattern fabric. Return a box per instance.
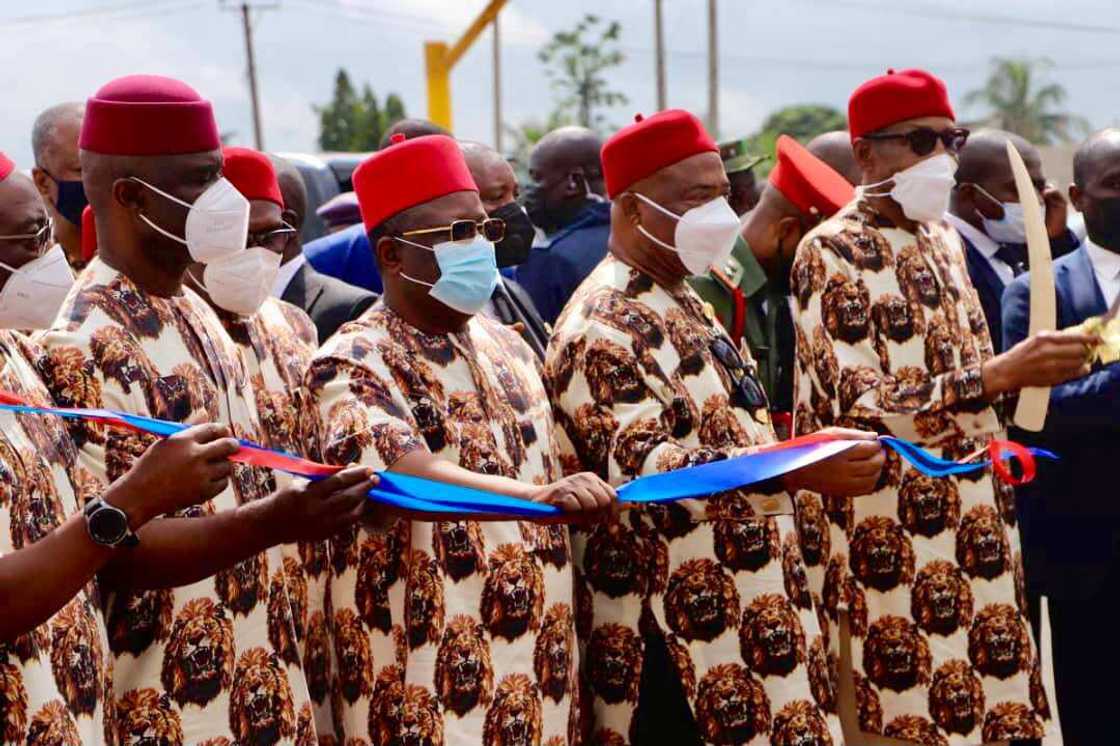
[0,330,113,745]
[544,256,841,746]
[305,305,576,745]
[217,296,336,742]
[789,199,1052,745]
[35,258,316,745]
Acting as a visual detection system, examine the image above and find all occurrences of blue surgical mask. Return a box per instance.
[397,234,499,315]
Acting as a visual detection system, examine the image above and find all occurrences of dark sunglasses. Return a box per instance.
[247,223,297,253]
[709,336,767,410]
[401,218,505,244]
[862,126,970,156]
[0,223,52,253]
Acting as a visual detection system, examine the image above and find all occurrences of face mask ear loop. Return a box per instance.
[129,177,194,209]
[138,213,189,247]
[393,236,439,288]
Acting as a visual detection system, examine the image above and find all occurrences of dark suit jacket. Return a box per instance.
[281,260,378,344]
[961,228,1080,354]
[1002,244,1120,599]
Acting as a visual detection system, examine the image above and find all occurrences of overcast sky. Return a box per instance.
[4,0,1120,168]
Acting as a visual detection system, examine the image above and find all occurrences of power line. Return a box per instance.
[796,0,1120,35]
[3,0,192,25]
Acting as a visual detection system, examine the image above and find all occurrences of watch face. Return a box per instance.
[89,506,129,545]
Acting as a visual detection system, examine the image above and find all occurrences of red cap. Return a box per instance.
[80,206,97,262]
[221,146,283,208]
[848,68,954,140]
[0,152,13,181]
[769,135,854,218]
[80,74,221,155]
[601,109,719,198]
[352,134,477,231]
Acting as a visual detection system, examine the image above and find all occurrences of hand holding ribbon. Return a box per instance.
[0,390,1056,518]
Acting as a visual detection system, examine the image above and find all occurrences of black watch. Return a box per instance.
[84,498,140,547]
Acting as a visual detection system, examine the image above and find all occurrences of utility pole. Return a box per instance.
[221,1,275,150]
[493,14,503,152]
[707,0,719,138]
[654,0,667,110]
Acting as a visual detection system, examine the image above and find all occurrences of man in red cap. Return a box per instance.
[184,144,343,737]
[791,68,1093,745]
[692,134,854,436]
[0,150,248,744]
[304,132,616,744]
[36,75,378,744]
[545,109,886,745]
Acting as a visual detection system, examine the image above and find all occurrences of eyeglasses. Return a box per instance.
[0,223,52,253]
[400,218,505,244]
[862,127,970,156]
[709,336,767,410]
[247,223,297,253]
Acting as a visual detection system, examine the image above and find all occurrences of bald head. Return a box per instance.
[1071,129,1120,251]
[460,141,517,214]
[949,128,1047,235]
[525,126,604,233]
[806,131,860,186]
[1073,128,1120,190]
[529,126,604,191]
[379,119,449,150]
[956,129,1041,185]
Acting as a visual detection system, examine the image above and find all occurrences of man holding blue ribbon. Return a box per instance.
[792,69,1094,745]
[35,74,379,744]
[545,109,886,746]
[0,148,255,744]
[305,133,616,745]
[183,144,341,738]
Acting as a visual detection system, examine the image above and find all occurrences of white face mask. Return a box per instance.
[194,246,282,316]
[132,177,251,264]
[861,153,957,223]
[970,184,1029,244]
[633,193,741,275]
[0,244,75,330]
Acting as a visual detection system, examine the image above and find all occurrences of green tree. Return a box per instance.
[315,68,408,152]
[538,14,627,131]
[746,104,846,173]
[964,57,1088,144]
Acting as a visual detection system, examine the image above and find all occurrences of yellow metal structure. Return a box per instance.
[425,0,508,130]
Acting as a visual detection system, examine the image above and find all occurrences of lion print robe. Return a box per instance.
[545,256,841,746]
[36,258,315,744]
[0,331,114,745]
[217,296,336,740]
[306,303,577,745]
[790,198,1052,745]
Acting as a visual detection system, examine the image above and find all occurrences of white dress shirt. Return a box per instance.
[1084,237,1120,309]
[271,253,306,298]
[944,213,1015,286]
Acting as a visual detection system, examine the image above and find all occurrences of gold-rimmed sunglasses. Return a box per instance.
[400,218,506,244]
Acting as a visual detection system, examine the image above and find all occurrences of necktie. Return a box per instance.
[994,244,1028,277]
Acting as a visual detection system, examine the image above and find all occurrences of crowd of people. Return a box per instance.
[0,66,1114,746]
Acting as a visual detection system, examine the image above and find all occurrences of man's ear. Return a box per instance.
[564,170,587,199]
[777,215,805,248]
[281,208,302,230]
[852,138,875,179]
[1069,184,1084,212]
[374,234,402,274]
[113,178,145,212]
[617,193,642,226]
[30,167,54,202]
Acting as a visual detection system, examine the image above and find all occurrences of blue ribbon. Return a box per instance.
[0,401,1057,518]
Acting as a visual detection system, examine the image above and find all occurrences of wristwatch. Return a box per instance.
[84,498,140,547]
